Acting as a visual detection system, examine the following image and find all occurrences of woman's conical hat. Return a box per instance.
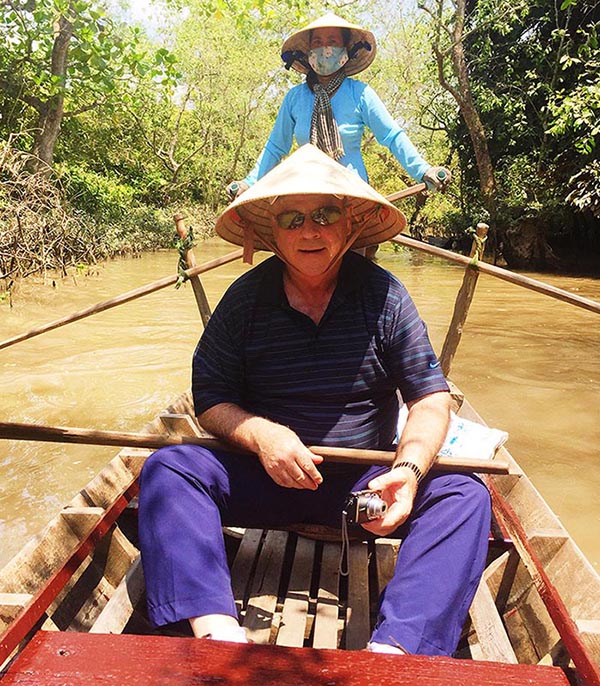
[216,145,405,254]
[281,13,377,76]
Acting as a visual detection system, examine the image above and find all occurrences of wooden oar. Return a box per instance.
[0,421,510,474]
[383,182,600,315]
[0,250,243,351]
[390,233,600,315]
[386,183,428,202]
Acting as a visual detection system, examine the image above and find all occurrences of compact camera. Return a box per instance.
[343,490,387,525]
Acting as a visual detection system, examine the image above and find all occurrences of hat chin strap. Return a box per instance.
[242,224,256,264]
[323,212,367,272]
[281,49,311,71]
[347,40,372,60]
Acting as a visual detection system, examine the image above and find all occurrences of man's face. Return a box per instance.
[271,194,351,277]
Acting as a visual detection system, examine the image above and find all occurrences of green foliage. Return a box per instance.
[546,71,600,156]
[0,0,180,155]
[566,161,600,217]
[59,164,136,221]
[95,205,175,254]
[178,0,314,33]
[429,0,599,258]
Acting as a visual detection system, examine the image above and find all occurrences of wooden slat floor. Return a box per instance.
[0,631,571,686]
[232,529,380,649]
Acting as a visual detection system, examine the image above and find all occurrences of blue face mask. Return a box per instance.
[307,45,349,76]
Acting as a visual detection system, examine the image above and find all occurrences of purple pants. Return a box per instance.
[138,445,491,656]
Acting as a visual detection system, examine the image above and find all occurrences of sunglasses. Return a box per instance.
[275,205,343,230]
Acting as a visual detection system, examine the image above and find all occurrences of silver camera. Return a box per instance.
[343,490,387,525]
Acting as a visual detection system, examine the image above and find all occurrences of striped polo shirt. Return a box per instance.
[192,252,448,451]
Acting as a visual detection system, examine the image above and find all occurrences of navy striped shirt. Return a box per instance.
[192,252,448,451]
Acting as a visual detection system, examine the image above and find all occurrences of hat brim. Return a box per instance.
[216,145,405,251]
[281,15,377,76]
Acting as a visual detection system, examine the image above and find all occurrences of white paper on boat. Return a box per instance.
[397,406,508,461]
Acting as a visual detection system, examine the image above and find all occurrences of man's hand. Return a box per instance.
[359,466,419,536]
[254,423,324,490]
[198,403,323,490]
[359,391,451,536]
[422,166,451,192]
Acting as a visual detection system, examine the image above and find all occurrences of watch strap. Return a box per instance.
[392,460,424,485]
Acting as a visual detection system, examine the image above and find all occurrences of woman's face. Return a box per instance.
[309,27,345,50]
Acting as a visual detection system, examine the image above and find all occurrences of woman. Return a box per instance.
[228,13,449,198]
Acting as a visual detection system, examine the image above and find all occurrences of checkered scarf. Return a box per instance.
[308,70,346,160]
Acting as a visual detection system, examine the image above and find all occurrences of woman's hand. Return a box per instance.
[226,180,249,200]
[422,166,451,192]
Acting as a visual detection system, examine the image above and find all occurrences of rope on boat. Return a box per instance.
[466,226,487,268]
[175,226,195,289]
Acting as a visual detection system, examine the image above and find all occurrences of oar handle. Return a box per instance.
[385,183,428,203]
[0,422,510,475]
[311,444,509,474]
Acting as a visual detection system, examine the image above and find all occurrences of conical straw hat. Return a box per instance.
[281,13,377,76]
[216,145,405,253]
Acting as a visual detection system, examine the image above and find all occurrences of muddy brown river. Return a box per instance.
[1,239,598,571]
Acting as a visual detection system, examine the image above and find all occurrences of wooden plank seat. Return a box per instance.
[90,518,513,655]
[86,524,399,651]
[225,524,511,654]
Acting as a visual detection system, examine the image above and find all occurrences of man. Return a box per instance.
[139,145,491,656]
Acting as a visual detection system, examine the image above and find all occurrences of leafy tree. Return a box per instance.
[147,0,325,207]
[433,0,599,268]
[0,0,179,172]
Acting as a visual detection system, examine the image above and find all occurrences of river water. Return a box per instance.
[1,239,599,571]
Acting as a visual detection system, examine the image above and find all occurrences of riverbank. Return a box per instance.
[3,231,599,308]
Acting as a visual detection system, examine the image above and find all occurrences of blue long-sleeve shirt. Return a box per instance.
[244,78,431,186]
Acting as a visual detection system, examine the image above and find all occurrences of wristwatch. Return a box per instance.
[392,460,424,485]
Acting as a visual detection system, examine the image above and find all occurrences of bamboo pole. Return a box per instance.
[0,421,510,475]
[0,250,243,351]
[174,213,212,327]
[439,223,489,377]
[390,233,600,315]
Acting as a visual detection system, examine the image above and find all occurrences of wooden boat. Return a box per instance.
[1,222,599,686]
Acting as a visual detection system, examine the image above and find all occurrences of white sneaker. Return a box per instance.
[366,641,405,655]
[202,626,248,643]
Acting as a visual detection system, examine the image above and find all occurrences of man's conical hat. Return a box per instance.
[216,145,405,254]
[281,13,377,76]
